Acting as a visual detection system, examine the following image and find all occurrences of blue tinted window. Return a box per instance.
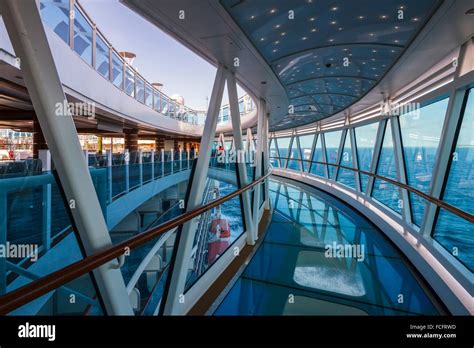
[310,135,325,177]
[153,91,161,111]
[299,134,315,171]
[433,89,474,270]
[337,132,355,188]
[40,0,70,44]
[95,34,109,79]
[372,121,402,214]
[287,138,300,171]
[73,6,93,65]
[161,98,169,114]
[136,77,145,103]
[324,130,342,178]
[145,84,153,107]
[355,123,378,192]
[269,138,279,168]
[276,137,291,167]
[111,52,123,89]
[125,67,135,97]
[400,98,448,225]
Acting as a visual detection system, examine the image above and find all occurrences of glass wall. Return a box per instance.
[299,134,314,171]
[125,67,135,97]
[40,0,70,44]
[400,98,448,225]
[337,131,356,189]
[310,135,325,177]
[111,52,123,89]
[372,121,402,214]
[269,138,279,168]
[324,130,342,178]
[73,6,93,65]
[145,84,153,108]
[136,77,145,103]
[153,90,161,111]
[433,89,474,270]
[276,137,291,167]
[355,123,378,192]
[95,34,110,79]
[287,138,300,171]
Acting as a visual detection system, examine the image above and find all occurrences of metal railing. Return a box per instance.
[272,156,474,224]
[0,167,272,314]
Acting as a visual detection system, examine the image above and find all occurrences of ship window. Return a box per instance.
[324,130,343,178]
[145,84,153,107]
[153,91,161,111]
[400,97,449,225]
[135,77,145,103]
[73,6,93,65]
[269,138,279,168]
[40,0,70,45]
[111,52,123,89]
[276,137,291,167]
[337,132,356,189]
[95,34,109,79]
[310,135,325,177]
[287,137,301,171]
[433,89,474,271]
[299,134,314,171]
[355,123,378,192]
[124,67,135,97]
[372,121,402,214]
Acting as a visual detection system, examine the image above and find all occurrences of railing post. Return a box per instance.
[252,98,266,239]
[124,148,130,192]
[107,149,113,203]
[83,150,89,167]
[179,148,182,172]
[39,149,52,251]
[138,149,143,186]
[151,150,155,179]
[187,149,190,169]
[170,149,174,174]
[262,110,270,210]
[163,64,226,315]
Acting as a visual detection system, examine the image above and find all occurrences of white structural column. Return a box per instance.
[163,65,226,315]
[226,71,255,245]
[421,39,473,235]
[0,0,133,314]
[365,119,386,196]
[252,98,266,235]
[349,128,361,192]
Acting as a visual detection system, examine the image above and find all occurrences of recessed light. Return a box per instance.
[270,9,277,14]
[330,20,337,25]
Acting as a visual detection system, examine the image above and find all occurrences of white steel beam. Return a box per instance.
[0,0,133,314]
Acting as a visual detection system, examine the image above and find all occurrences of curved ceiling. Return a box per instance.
[220,0,443,130]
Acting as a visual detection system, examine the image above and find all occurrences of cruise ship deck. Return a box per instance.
[0,1,472,341]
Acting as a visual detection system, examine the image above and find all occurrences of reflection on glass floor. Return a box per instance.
[214,177,441,316]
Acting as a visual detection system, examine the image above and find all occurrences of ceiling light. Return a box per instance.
[331,6,339,11]
[270,9,277,14]
[358,15,365,19]
[330,20,337,25]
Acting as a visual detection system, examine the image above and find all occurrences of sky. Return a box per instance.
[80,0,241,110]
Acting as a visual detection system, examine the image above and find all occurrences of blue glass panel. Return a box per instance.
[111,52,123,89]
[433,89,474,270]
[310,135,325,177]
[287,138,300,171]
[73,6,93,65]
[145,84,153,107]
[324,130,342,178]
[400,98,448,225]
[299,134,314,171]
[125,67,135,97]
[372,122,401,213]
[95,34,109,79]
[355,123,378,192]
[136,77,145,103]
[40,0,70,44]
[276,137,291,167]
[269,138,279,168]
[153,91,161,111]
[337,132,355,188]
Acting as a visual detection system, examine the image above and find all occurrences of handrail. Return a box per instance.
[273,156,473,223]
[0,167,272,315]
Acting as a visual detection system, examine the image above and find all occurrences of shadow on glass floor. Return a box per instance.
[213,177,442,316]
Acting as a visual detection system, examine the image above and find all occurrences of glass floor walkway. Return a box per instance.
[213,177,444,315]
